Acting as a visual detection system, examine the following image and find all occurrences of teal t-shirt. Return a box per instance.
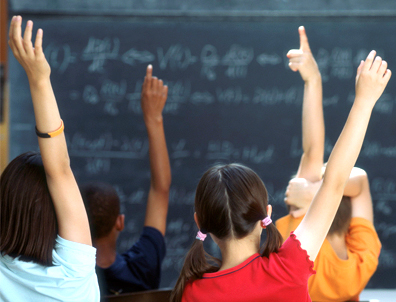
[0,236,99,302]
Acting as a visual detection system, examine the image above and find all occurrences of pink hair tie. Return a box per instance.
[196,230,207,241]
[261,216,272,228]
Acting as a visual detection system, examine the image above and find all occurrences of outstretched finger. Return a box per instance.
[356,60,364,79]
[299,26,311,53]
[34,28,44,56]
[145,65,153,89]
[146,64,153,79]
[23,20,34,57]
[363,50,376,72]
[10,16,24,56]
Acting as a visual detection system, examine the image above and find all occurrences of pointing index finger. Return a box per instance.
[146,64,153,79]
[299,26,311,52]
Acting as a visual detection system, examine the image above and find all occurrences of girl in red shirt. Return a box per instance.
[170,36,391,302]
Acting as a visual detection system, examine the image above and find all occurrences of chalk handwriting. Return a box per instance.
[81,37,120,72]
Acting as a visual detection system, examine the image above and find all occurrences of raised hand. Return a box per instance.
[355,51,391,109]
[141,65,168,123]
[8,16,50,83]
[287,26,320,82]
[285,178,322,218]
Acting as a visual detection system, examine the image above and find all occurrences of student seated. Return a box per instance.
[278,170,381,301]
[169,27,391,301]
[81,66,171,296]
[276,26,381,301]
[1,17,99,301]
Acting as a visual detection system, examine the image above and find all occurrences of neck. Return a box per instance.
[326,232,348,260]
[94,234,118,269]
[217,232,261,271]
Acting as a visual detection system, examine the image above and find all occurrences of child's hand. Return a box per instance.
[285,178,322,218]
[287,26,320,83]
[141,65,168,123]
[355,51,391,109]
[8,16,51,83]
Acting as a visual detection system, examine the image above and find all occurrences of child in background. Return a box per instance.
[170,29,391,302]
[0,17,99,301]
[81,65,171,296]
[276,26,381,301]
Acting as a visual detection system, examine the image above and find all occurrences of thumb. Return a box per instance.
[299,26,311,52]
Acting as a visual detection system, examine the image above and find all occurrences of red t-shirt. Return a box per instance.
[182,233,315,302]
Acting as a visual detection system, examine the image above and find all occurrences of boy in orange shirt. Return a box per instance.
[276,27,381,301]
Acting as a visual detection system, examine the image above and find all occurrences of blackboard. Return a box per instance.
[8,17,396,288]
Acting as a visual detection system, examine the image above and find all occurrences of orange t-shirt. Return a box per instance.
[276,215,381,302]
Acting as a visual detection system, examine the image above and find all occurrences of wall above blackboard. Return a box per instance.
[9,0,396,16]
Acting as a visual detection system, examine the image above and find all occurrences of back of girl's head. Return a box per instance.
[0,152,57,266]
[195,164,269,240]
[171,163,283,302]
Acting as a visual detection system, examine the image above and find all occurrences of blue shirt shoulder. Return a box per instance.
[97,226,166,296]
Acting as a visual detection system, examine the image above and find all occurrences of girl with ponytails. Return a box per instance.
[170,46,391,300]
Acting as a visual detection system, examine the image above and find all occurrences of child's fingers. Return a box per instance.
[288,62,300,72]
[146,64,153,79]
[356,60,364,78]
[152,77,159,91]
[163,85,168,98]
[383,69,392,83]
[370,56,382,73]
[12,16,25,55]
[378,60,388,77]
[299,26,311,52]
[286,49,303,58]
[363,50,376,72]
[288,57,302,64]
[34,28,44,55]
[23,20,34,57]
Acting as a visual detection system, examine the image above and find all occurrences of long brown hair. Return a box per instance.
[170,164,283,302]
[0,152,58,266]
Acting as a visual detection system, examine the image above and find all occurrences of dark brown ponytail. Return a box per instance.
[261,223,283,258]
[170,240,220,302]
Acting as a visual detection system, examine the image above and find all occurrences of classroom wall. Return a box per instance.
[0,0,9,172]
[7,0,396,288]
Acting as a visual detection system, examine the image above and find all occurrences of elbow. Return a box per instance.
[44,154,72,180]
[152,175,172,196]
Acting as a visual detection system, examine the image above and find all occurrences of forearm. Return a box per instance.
[145,118,171,194]
[298,76,324,182]
[323,101,372,191]
[30,78,70,176]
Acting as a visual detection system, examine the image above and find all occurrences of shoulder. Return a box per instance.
[53,235,97,277]
[271,233,316,283]
[346,217,381,257]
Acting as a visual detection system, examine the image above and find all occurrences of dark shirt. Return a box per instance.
[96,226,166,296]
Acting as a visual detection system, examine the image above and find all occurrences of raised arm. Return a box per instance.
[343,167,373,223]
[141,65,171,236]
[294,51,390,261]
[288,26,324,182]
[8,16,91,245]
